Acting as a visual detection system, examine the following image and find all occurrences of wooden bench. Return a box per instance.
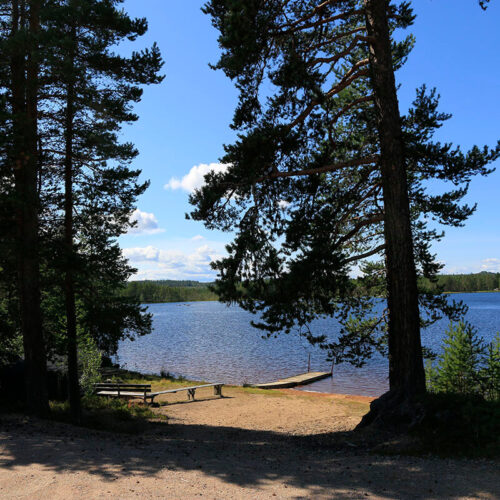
[94,383,152,403]
[148,383,224,404]
[94,382,224,404]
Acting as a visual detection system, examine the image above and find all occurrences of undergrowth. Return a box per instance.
[49,395,166,434]
[412,392,500,458]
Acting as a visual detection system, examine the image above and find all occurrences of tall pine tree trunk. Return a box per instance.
[10,0,49,416]
[359,0,425,426]
[64,23,81,423]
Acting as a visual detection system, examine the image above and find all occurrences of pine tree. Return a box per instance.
[432,322,484,395]
[0,0,50,416]
[41,0,163,420]
[0,0,161,416]
[191,0,499,425]
[480,332,500,401]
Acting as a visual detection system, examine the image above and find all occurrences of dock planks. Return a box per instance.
[252,371,331,389]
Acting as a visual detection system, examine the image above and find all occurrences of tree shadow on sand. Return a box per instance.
[0,415,498,498]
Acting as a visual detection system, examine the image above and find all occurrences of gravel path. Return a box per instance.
[1,388,498,499]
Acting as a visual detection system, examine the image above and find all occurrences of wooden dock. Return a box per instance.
[252,371,331,389]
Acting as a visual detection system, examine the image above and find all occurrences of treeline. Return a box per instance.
[122,281,217,303]
[355,272,500,295]
[135,280,212,288]
[123,272,500,304]
[425,273,500,293]
[121,272,500,304]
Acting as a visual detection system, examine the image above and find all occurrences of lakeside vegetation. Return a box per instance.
[121,280,218,303]
[122,272,500,304]
[427,272,500,293]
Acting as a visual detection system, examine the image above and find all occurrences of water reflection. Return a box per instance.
[117,292,500,397]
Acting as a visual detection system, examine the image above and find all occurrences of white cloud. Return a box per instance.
[444,258,500,274]
[191,235,205,241]
[480,258,500,272]
[164,163,229,193]
[123,244,225,280]
[128,209,164,236]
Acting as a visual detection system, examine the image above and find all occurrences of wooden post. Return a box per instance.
[307,353,311,373]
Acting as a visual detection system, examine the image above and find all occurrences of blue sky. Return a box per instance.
[118,0,500,281]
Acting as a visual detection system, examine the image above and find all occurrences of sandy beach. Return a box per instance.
[1,386,499,499]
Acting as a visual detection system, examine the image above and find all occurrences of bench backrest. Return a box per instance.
[94,383,151,392]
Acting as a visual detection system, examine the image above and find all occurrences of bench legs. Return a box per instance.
[189,386,222,400]
[144,386,223,404]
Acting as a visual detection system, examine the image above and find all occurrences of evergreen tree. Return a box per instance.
[480,332,500,400]
[0,0,49,416]
[432,322,484,395]
[426,324,499,401]
[41,0,163,420]
[0,0,161,416]
[191,0,498,424]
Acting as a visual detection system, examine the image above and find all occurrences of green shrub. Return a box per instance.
[415,392,500,457]
[479,332,500,400]
[0,334,23,367]
[419,324,500,457]
[426,322,499,400]
[78,338,102,396]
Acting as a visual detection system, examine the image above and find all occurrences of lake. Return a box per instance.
[116,292,500,396]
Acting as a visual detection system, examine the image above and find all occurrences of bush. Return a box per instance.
[415,392,500,457]
[426,322,499,400]
[0,334,23,367]
[78,338,102,396]
[480,332,500,400]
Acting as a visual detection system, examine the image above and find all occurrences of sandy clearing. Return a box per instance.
[158,387,371,435]
[1,387,499,499]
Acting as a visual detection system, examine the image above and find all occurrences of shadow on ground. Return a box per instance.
[0,415,498,498]
[158,395,234,407]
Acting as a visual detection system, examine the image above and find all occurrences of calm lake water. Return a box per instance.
[116,292,500,397]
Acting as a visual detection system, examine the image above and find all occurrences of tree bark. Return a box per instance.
[359,0,425,427]
[10,0,49,416]
[64,22,81,423]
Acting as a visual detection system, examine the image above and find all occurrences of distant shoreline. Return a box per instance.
[123,273,500,304]
[136,289,500,305]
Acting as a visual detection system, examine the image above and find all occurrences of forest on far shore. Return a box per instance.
[122,272,500,304]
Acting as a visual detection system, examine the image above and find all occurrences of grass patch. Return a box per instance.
[334,399,370,416]
[412,393,500,458]
[239,386,289,397]
[50,395,166,434]
[102,369,205,393]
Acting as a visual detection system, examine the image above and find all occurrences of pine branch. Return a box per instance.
[308,37,372,67]
[289,61,370,128]
[336,213,384,246]
[301,27,368,53]
[280,9,365,34]
[330,95,374,125]
[277,0,352,32]
[343,244,386,264]
[256,155,378,182]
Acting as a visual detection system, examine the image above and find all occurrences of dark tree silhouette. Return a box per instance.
[0,0,162,417]
[191,0,498,425]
